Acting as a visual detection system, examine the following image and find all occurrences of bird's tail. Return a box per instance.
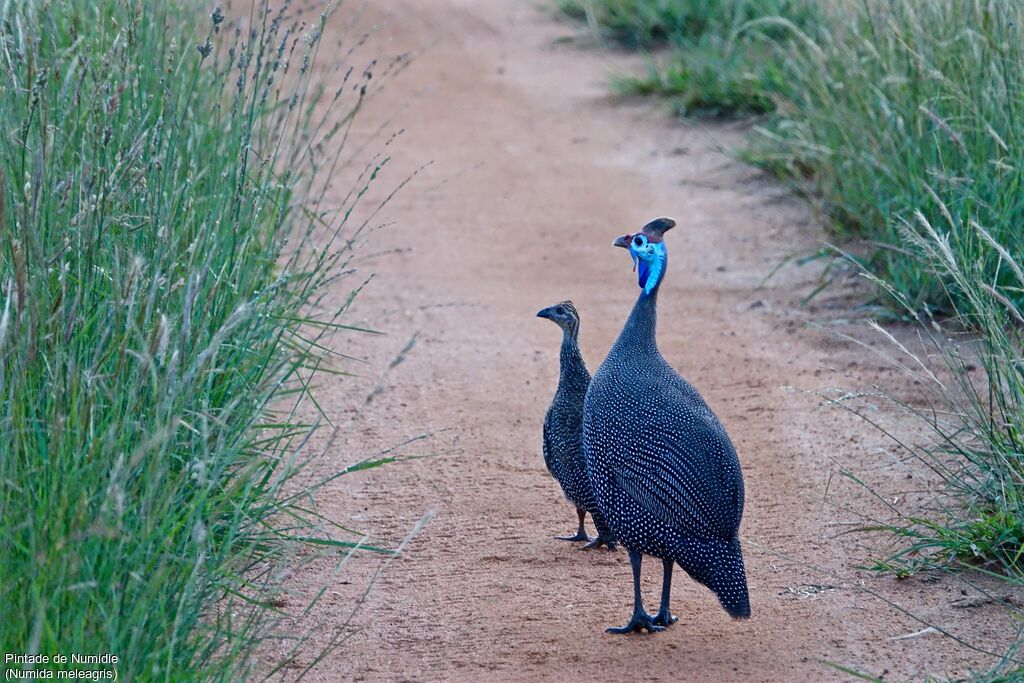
[685,537,750,619]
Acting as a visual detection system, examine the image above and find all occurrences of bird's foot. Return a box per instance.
[651,607,678,628]
[580,535,617,551]
[555,531,593,542]
[606,610,664,634]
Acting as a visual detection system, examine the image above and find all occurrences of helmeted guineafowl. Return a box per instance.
[537,301,617,550]
[583,217,750,633]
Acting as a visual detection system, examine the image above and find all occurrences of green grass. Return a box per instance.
[0,0,395,678]
[556,0,717,48]
[750,1,1024,316]
[609,46,780,117]
[750,0,1024,598]
[831,216,1024,580]
[827,216,1024,680]
[556,0,811,49]
[558,0,816,116]
[558,0,1024,318]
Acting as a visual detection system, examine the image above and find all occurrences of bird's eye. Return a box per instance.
[633,235,644,247]
[555,306,565,315]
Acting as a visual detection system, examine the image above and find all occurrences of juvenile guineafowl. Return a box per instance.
[537,301,616,550]
[583,217,750,633]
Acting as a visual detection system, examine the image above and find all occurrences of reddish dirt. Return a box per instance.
[269,1,1020,680]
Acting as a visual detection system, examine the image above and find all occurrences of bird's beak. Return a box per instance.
[613,234,632,249]
[536,306,554,320]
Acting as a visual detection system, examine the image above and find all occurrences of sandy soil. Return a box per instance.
[268,1,1020,680]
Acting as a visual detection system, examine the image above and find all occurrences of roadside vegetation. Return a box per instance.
[559,0,1024,676]
[557,0,815,116]
[1,0,396,678]
[560,0,1024,318]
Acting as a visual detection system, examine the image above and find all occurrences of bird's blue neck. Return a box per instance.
[558,330,589,392]
[635,244,667,295]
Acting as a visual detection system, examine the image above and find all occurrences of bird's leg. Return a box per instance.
[555,508,593,542]
[607,549,663,634]
[652,558,679,627]
[581,511,617,551]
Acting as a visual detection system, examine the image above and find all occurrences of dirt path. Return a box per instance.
[273,2,1017,680]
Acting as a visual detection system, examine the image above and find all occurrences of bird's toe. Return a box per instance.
[580,536,615,551]
[606,612,663,634]
[652,610,678,627]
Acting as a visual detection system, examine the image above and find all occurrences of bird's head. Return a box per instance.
[536,300,580,339]
[613,216,675,295]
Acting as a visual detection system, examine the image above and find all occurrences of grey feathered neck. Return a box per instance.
[609,286,660,359]
[558,329,590,393]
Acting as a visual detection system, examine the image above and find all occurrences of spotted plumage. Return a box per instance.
[583,217,750,633]
[537,301,616,550]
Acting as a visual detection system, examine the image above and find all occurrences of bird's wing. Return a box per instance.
[541,411,557,475]
[611,418,741,539]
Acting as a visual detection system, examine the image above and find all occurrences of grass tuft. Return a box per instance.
[0,0,400,678]
[750,1,1024,316]
[558,0,817,117]
[829,215,1024,580]
[558,0,1024,317]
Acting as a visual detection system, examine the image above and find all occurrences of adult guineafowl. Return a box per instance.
[537,301,616,550]
[583,217,750,633]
